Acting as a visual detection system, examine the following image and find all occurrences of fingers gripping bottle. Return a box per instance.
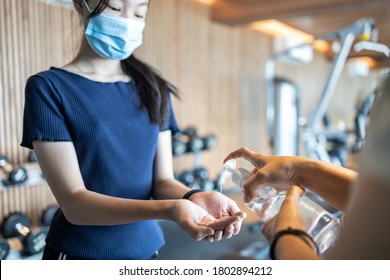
[220,159,341,255]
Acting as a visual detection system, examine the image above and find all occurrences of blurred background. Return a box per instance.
[0,0,389,260]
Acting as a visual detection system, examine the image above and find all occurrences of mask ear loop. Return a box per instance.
[80,0,93,29]
[82,0,93,14]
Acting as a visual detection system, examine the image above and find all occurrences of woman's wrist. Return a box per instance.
[155,199,181,221]
[292,156,317,187]
[182,189,204,200]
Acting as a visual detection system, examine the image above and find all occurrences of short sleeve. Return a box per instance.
[160,93,180,135]
[359,74,390,182]
[20,74,72,149]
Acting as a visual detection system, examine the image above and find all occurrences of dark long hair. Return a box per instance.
[87,0,179,127]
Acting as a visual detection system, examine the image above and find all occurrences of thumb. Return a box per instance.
[191,224,214,241]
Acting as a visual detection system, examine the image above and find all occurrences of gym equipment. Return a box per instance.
[171,127,206,155]
[201,134,217,151]
[1,212,48,255]
[187,180,201,190]
[0,156,29,186]
[178,170,195,186]
[199,178,215,191]
[172,133,187,156]
[270,77,300,156]
[352,88,378,152]
[182,127,197,138]
[178,168,218,191]
[41,205,59,226]
[266,18,389,163]
[0,238,10,260]
[172,126,219,193]
[193,167,209,181]
[171,127,205,155]
[192,167,217,191]
[28,151,37,162]
[184,132,204,154]
[243,18,388,260]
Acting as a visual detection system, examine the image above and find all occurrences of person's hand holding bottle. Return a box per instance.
[223,147,302,203]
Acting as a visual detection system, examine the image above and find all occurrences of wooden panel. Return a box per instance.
[0,182,57,226]
[137,0,274,178]
[0,0,78,224]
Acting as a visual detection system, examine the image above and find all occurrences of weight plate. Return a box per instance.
[9,167,28,184]
[41,205,59,226]
[23,228,48,255]
[0,238,10,260]
[28,151,37,162]
[1,212,30,238]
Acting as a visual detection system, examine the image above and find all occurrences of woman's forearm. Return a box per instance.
[294,157,357,210]
[152,178,191,200]
[62,189,177,225]
[275,235,321,260]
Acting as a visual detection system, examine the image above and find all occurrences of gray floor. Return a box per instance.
[4,221,271,260]
[158,220,271,260]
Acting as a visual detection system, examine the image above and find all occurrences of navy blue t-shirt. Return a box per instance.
[21,67,179,259]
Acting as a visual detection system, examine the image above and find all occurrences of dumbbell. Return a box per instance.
[178,170,195,186]
[1,212,48,255]
[186,138,204,154]
[171,133,187,156]
[28,151,37,162]
[193,167,209,181]
[0,238,10,260]
[41,205,59,226]
[0,156,28,186]
[188,180,201,190]
[193,167,216,191]
[199,178,215,191]
[182,127,197,138]
[201,134,217,151]
[181,127,204,153]
[177,170,204,190]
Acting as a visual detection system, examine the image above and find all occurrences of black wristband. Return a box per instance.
[269,227,319,260]
[182,189,204,200]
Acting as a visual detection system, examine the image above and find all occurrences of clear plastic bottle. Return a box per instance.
[221,159,340,255]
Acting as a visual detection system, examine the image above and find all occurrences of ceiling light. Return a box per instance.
[251,19,313,42]
[196,0,218,5]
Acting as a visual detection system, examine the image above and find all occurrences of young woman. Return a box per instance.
[21,0,245,260]
[224,74,390,260]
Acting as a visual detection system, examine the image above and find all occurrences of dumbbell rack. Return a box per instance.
[0,152,58,260]
[172,127,219,191]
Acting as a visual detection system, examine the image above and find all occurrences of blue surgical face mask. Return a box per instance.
[82,0,145,60]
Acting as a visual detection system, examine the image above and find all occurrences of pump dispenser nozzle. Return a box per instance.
[219,159,236,185]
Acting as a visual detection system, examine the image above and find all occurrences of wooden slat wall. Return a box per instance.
[0,0,80,224]
[138,0,273,176]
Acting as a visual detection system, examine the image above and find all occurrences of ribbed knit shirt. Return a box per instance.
[21,67,179,259]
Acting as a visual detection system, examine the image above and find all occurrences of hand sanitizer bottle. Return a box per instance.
[221,159,340,255]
